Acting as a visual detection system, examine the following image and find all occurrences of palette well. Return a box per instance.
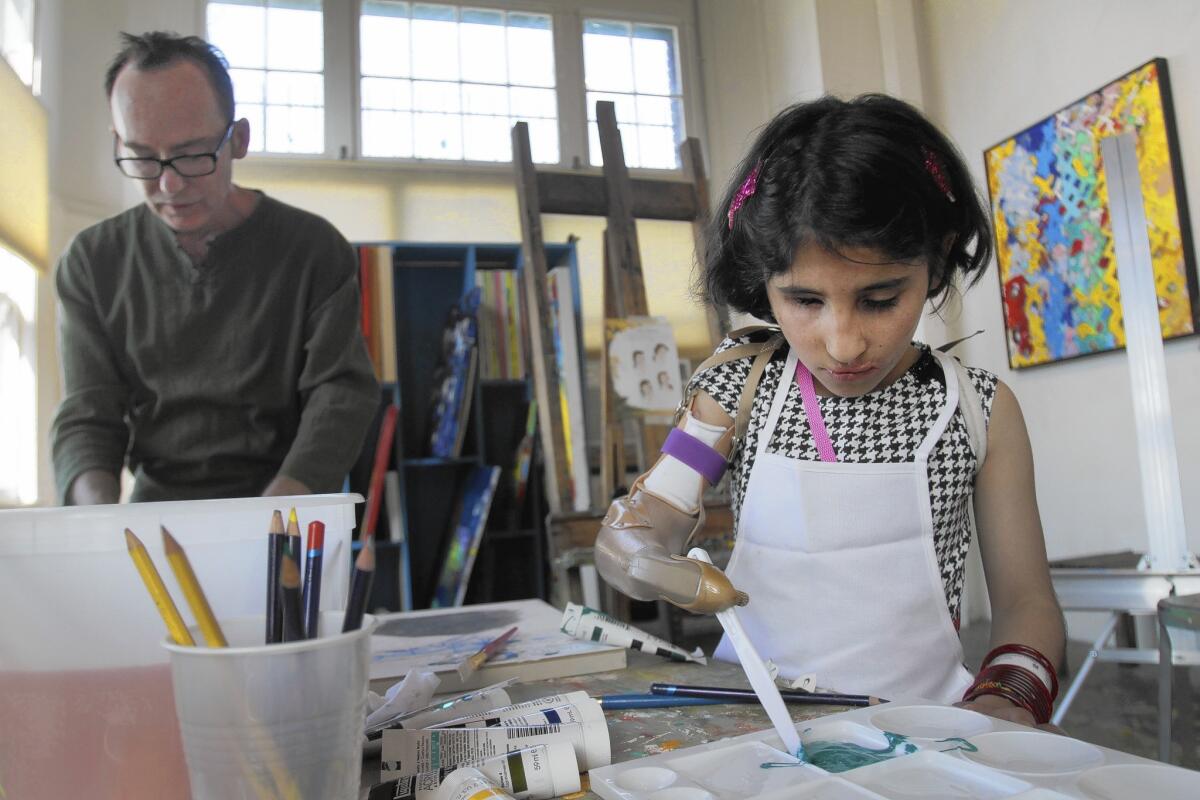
[588,700,1200,800]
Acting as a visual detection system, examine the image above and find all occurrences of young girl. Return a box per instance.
[595,94,1065,728]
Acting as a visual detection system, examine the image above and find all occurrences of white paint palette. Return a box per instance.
[589,701,1200,800]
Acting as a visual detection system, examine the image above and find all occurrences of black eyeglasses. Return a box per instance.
[113,122,235,180]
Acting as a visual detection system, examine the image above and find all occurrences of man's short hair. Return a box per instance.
[104,31,235,121]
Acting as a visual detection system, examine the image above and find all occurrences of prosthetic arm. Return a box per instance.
[594,406,748,613]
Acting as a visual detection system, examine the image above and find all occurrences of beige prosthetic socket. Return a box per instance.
[594,410,748,614]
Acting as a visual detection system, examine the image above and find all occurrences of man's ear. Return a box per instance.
[231,117,251,159]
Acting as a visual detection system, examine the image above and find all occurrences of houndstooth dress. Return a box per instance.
[685,330,998,623]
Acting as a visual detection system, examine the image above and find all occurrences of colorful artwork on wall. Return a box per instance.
[984,58,1199,368]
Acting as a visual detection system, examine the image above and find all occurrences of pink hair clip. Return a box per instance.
[922,146,956,203]
[727,161,762,229]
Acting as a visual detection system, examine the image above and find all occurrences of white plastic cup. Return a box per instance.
[163,611,376,800]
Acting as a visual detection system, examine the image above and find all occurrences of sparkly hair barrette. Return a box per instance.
[922,146,956,203]
[727,161,762,229]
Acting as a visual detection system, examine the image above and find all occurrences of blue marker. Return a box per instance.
[595,694,727,710]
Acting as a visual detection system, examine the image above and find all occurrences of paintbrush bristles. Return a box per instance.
[355,542,375,571]
[270,509,284,534]
[280,553,301,588]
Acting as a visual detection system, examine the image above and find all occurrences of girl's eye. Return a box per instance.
[792,296,822,307]
[863,296,900,311]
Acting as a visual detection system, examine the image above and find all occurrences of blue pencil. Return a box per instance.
[595,694,727,709]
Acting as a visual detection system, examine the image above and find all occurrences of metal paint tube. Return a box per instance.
[368,680,517,737]
[430,694,602,730]
[432,767,513,800]
[560,602,706,664]
[371,742,580,799]
[381,718,611,774]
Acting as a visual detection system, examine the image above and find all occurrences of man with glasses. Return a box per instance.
[51,31,380,504]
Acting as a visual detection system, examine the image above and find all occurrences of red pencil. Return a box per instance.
[362,404,399,544]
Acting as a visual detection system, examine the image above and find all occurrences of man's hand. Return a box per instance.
[262,474,312,497]
[67,470,120,505]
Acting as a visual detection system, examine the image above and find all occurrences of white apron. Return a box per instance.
[713,347,974,704]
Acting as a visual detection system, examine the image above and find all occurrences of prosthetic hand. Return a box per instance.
[594,408,749,614]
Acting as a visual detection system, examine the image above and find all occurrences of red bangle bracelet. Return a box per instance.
[963,663,1053,724]
[982,643,1059,700]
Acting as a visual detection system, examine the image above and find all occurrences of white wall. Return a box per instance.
[916,0,1200,568]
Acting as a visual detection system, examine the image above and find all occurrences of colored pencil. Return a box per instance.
[342,541,375,633]
[456,625,518,682]
[650,683,884,707]
[124,528,195,646]
[595,694,726,710]
[363,404,399,543]
[279,555,305,643]
[302,520,325,639]
[285,507,302,571]
[266,509,286,644]
[160,526,227,647]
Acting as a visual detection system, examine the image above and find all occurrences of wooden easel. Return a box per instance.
[511,103,725,516]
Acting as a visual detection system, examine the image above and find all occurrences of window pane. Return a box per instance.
[266,70,323,107]
[583,21,633,92]
[0,245,37,504]
[632,25,676,95]
[460,11,505,84]
[413,80,460,113]
[463,114,510,162]
[637,124,677,169]
[207,2,266,68]
[525,117,558,165]
[462,83,507,116]
[411,6,459,81]
[362,109,413,157]
[586,91,635,124]
[413,111,462,159]
[360,9,410,78]
[509,86,554,120]
[506,16,553,88]
[241,102,265,151]
[361,77,411,110]
[266,2,323,72]
[266,104,324,153]
[230,68,265,104]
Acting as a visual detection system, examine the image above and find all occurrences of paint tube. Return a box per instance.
[372,741,580,799]
[367,680,517,738]
[433,767,513,800]
[381,718,611,774]
[560,602,706,664]
[428,691,598,729]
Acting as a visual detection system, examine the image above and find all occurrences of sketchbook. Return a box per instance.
[369,599,627,693]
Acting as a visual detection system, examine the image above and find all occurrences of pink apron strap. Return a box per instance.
[794,360,838,463]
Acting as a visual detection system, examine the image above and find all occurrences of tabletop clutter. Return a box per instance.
[3,498,1200,799]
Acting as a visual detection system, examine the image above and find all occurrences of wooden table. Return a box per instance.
[361,651,860,798]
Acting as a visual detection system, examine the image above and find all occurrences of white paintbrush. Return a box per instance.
[688,547,803,759]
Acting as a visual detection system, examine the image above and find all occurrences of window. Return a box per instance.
[1,0,36,88]
[206,0,325,154]
[583,19,682,169]
[0,244,37,505]
[359,2,557,163]
[204,1,696,170]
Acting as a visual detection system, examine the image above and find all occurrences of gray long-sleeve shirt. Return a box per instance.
[51,192,380,503]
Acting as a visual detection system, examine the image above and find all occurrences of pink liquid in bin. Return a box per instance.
[0,663,191,797]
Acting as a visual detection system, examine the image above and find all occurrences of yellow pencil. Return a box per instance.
[124,528,195,646]
[161,526,228,647]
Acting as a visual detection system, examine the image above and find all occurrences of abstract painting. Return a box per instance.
[984,58,1198,368]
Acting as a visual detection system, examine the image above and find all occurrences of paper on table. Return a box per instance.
[688,547,802,758]
[366,670,441,730]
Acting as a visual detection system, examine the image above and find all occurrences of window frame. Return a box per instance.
[200,0,706,175]
[1,0,40,93]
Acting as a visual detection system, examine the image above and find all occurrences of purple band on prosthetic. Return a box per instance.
[661,427,728,485]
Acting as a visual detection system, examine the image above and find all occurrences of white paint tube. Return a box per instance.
[371,742,580,799]
[368,680,516,738]
[428,691,598,729]
[560,602,706,664]
[381,718,611,774]
[433,767,513,800]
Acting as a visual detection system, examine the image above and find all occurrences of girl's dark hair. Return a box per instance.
[701,94,992,322]
[105,32,235,122]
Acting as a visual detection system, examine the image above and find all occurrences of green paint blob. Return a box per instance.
[935,736,978,754]
[761,731,918,774]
